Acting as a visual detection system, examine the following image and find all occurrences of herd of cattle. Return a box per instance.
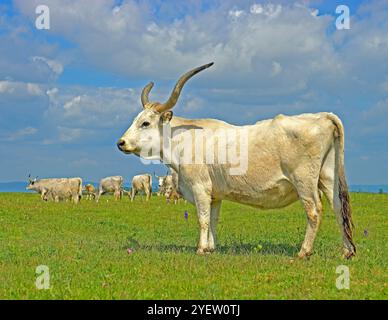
[26,170,183,204]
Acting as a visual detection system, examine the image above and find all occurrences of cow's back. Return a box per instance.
[177,112,336,209]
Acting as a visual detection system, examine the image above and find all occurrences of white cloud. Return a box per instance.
[9,0,330,88]
[63,95,82,111]
[229,9,245,18]
[270,61,282,77]
[249,3,282,17]
[32,56,64,76]
[311,9,319,17]
[6,127,37,141]
[250,4,264,14]
[0,80,44,96]
[27,83,44,96]
[0,81,15,94]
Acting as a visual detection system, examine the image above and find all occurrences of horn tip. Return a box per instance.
[205,62,214,68]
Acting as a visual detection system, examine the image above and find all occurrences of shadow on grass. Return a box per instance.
[136,242,299,256]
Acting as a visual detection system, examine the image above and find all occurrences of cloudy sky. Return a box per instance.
[0,0,387,184]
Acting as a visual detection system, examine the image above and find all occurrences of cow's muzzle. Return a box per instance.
[117,139,126,150]
[117,139,135,154]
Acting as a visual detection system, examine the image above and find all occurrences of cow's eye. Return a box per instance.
[141,121,150,128]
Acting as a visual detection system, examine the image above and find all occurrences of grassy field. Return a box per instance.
[0,192,387,299]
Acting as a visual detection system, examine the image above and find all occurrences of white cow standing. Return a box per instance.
[130,174,152,202]
[26,176,82,203]
[117,63,356,259]
[96,176,123,202]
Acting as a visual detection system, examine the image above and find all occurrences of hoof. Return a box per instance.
[297,250,313,259]
[196,248,211,255]
[343,249,356,260]
[196,248,205,255]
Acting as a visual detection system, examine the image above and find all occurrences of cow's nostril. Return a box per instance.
[117,139,126,149]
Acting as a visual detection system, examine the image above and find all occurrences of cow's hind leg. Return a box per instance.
[73,193,79,204]
[295,180,323,259]
[96,190,103,203]
[145,189,150,201]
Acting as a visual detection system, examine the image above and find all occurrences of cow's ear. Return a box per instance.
[161,111,173,124]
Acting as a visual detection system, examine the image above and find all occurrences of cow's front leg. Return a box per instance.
[193,187,212,255]
[40,189,48,201]
[208,200,222,252]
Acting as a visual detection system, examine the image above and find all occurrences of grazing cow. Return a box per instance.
[130,174,152,201]
[26,176,82,203]
[154,172,169,196]
[42,183,79,203]
[158,169,184,204]
[159,175,172,197]
[84,184,96,200]
[96,176,123,202]
[117,63,356,259]
[164,185,182,204]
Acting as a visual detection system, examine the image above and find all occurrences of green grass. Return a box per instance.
[0,192,387,299]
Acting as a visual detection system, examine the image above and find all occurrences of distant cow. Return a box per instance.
[84,184,96,200]
[26,176,82,203]
[43,182,79,203]
[130,174,152,201]
[154,172,169,196]
[159,169,184,204]
[164,185,182,204]
[159,175,172,197]
[96,176,123,202]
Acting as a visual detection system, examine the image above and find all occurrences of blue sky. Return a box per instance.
[0,0,387,184]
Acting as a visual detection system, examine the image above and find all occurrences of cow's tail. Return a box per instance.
[149,174,153,194]
[78,178,83,200]
[327,113,356,257]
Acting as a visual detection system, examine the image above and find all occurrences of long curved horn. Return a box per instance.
[154,62,214,113]
[141,82,154,108]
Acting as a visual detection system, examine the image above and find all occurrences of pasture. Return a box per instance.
[0,192,387,299]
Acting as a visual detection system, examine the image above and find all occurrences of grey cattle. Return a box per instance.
[157,175,172,197]
[130,174,152,201]
[84,184,96,200]
[154,172,169,196]
[117,63,356,259]
[26,176,82,203]
[158,169,184,204]
[96,176,123,202]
